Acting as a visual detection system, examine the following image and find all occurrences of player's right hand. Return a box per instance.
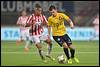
[47,35,51,43]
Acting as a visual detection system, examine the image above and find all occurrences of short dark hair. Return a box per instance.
[49,5,56,11]
[35,3,41,9]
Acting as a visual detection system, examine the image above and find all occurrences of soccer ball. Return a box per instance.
[57,54,66,64]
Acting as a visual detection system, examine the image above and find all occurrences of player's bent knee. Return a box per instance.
[68,44,75,49]
[62,42,68,48]
[36,43,42,48]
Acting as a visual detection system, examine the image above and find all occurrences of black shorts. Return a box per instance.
[53,34,72,47]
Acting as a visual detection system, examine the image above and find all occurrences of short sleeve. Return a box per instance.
[17,17,21,24]
[61,13,70,21]
[43,15,48,25]
[26,15,33,24]
[48,17,52,26]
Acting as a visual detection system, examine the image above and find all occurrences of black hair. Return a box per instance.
[49,5,56,11]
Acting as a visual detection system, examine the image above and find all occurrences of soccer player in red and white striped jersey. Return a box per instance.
[16,9,31,52]
[27,13,47,36]
[93,14,99,37]
[26,4,55,62]
[90,14,99,40]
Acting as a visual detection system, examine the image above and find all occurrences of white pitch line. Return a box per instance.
[1,52,99,54]
[1,46,99,49]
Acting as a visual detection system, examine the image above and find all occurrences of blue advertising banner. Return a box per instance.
[1,27,20,40]
[1,27,98,41]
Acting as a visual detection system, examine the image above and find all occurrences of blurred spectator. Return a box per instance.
[93,14,99,37]
[90,14,99,40]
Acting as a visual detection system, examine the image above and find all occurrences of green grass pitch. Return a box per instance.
[1,41,99,66]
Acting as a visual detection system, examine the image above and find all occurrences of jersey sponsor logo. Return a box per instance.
[58,38,61,41]
[59,16,63,20]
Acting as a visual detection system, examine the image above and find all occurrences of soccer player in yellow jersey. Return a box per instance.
[48,5,79,64]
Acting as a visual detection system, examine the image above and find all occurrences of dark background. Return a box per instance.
[1,1,99,27]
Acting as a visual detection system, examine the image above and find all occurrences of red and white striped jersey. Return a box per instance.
[17,16,29,31]
[27,14,48,35]
[93,18,99,32]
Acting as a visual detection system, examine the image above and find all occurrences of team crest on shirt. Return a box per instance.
[59,16,63,20]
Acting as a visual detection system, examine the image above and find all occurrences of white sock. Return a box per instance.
[25,41,30,48]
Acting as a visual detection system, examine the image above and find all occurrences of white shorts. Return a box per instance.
[31,34,48,44]
[20,29,30,41]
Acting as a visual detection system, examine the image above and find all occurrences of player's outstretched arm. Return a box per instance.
[48,26,51,36]
[62,13,74,29]
[67,19,74,29]
[47,26,51,42]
